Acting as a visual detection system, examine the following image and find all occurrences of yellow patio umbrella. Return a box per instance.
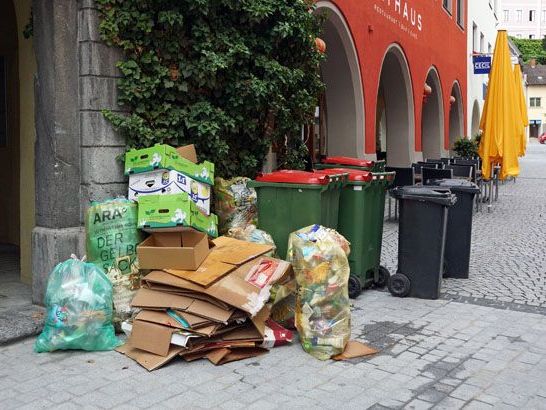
[479,30,520,180]
[513,63,529,156]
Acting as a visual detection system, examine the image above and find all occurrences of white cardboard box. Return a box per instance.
[128,169,211,215]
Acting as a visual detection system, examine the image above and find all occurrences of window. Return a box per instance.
[480,33,485,53]
[530,10,536,22]
[503,10,509,21]
[530,34,535,39]
[517,10,522,22]
[488,43,492,54]
[443,0,452,14]
[456,0,464,27]
[530,97,542,107]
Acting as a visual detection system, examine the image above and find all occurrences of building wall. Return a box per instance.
[13,0,36,285]
[467,0,499,138]
[328,0,468,157]
[526,83,546,133]
[500,0,546,38]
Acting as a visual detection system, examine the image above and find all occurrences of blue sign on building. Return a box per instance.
[473,55,492,74]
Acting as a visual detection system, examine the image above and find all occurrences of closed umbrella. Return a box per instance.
[513,63,529,157]
[479,30,520,180]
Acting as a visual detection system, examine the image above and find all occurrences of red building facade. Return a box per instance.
[316,0,468,165]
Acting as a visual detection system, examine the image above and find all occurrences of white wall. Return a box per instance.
[526,83,546,134]
[467,0,499,137]
[500,0,546,38]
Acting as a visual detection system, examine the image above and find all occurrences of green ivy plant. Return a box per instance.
[96,0,325,178]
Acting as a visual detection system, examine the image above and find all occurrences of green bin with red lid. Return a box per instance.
[248,170,342,259]
[315,167,396,298]
[315,156,386,172]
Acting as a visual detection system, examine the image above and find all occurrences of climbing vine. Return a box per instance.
[96,0,325,178]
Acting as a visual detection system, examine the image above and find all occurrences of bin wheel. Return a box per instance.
[348,276,362,299]
[375,265,390,288]
[388,273,411,297]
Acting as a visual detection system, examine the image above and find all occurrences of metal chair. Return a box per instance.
[418,161,439,169]
[446,164,473,179]
[440,157,452,166]
[422,168,453,185]
[385,166,415,220]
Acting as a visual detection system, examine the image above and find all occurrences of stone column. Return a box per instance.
[32,0,126,304]
[32,0,84,304]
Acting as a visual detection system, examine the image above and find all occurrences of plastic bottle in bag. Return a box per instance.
[287,225,351,360]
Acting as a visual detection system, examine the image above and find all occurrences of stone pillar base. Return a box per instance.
[32,226,85,305]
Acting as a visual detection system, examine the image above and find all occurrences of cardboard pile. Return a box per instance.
[126,144,218,237]
[118,236,294,371]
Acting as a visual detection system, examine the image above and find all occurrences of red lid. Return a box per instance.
[255,170,329,185]
[315,168,372,182]
[323,156,374,167]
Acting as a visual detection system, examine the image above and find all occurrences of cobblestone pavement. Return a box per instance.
[1,144,545,409]
[382,140,546,311]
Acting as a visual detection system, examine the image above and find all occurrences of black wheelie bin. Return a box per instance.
[427,179,480,279]
[388,186,457,299]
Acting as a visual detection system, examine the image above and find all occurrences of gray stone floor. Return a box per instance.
[1,142,545,409]
[0,249,44,345]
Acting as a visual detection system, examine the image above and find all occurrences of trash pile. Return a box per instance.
[119,235,294,370]
[34,143,378,371]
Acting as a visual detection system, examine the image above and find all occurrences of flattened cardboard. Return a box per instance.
[165,237,273,287]
[144,256,292,316]
[142,257,292,316]
[131,288,233,323]
[177,144,198,163]
[135,310,220,337]
[137,229,211,270]
[206,347,268,365]
[129,320,176,356]
[116,342,184,371]
[332,340,379,361]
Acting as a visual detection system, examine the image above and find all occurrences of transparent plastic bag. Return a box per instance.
[287,225,351,360]
[228,225,276,257]
[106,255,143,331]
[34,258,121,352]
[214,177,257,234]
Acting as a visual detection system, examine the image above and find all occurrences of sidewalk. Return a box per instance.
[1,143,546,409]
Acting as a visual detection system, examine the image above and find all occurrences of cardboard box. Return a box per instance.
[137,193,218,237]
[137,229,211,270]
[124,144,214,185]
[128,169,212,215]
[163,236,274,287]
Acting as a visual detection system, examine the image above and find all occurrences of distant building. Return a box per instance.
[500,0,546,39]
[523,60,546,137]
[467,0,499,137]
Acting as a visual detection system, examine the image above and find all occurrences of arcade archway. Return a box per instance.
[315,2,365,158]
[421,67,444,160]
[376,45,414,166]
[449,81,464,149]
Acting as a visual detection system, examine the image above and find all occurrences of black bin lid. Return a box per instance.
[427,179,480,194]
[390,186,457,206]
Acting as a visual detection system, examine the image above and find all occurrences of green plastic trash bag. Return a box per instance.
[85,198,143,273]
[34,258,121,352]
[287,225,351,360]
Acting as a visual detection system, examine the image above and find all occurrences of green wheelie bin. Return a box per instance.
[315,168,396,298]
[315,156,386,172]
[248,171,344,259]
